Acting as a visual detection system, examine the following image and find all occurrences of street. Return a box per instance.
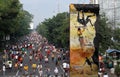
[0,31,69,77]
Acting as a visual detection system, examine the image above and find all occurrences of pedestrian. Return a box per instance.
[14,62,18,71]
[44,56,48,63]
[46,49,50,57]
[63,53,66,60]
[3,64,6,76]
[51,53,55,61]
[103,72,108,77]
[66,63,69,73]
[19,62,23,71]
[108,60,113,69]
[63,62,67,73]
[47,67,51,77]
[58,54,61,61]
[98,70,103,77]
[35,55,38,61]
[9,61,12,69]
[23,64,28,75]
[24,51,27,56]
[110,67,115,75]
[37,64,42,70]
[38,53,43,61]
[19,56,23,62]
[15,54,18,61]
[39,69,43,77]
[32,63,37,73]
[29,54,33,62]
[54,57,58,66]
[54,67,58,77]
[11,53,15,60]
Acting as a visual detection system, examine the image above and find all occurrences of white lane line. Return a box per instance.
[15,70,19,76]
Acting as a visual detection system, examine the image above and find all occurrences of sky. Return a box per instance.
[20,0,90,29]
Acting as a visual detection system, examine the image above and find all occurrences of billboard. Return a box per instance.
[70,4,99,77]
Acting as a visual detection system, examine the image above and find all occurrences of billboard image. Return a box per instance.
[70,4,99,77]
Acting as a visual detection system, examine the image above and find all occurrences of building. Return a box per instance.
[98,0,120,28]
[90,0,120,28]
[90,0,98,4]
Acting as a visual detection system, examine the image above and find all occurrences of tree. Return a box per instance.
[113,28,120,50]
[0,0,33,49]
[12,10,33,37]
[98,13,113,53]
[37,12,69,49]
[0,0,22,36]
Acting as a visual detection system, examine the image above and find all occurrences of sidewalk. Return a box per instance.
[0,51,4,56]
[0,52,4,72]
[106,68,117,77]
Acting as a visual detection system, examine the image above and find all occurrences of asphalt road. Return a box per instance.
[0,31,68,77]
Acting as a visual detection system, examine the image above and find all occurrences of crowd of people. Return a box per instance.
[1,31,69,77]
[98,54,118,77]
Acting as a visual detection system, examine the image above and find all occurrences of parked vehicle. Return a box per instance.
[3,60,12,69]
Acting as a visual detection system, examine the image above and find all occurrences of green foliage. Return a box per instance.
[0,0,33,38]
[37,12,69,49]
[0,0,21,20]
[98,13,113,53]
[0,0,33,49]
[0,0,21,36]
[99,13,120,53]
[112,28,120,50]
[13,10,33,37]
[115,65,120,76]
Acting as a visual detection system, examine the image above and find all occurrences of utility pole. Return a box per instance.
[57,0,60,13]
[113,0,116,29]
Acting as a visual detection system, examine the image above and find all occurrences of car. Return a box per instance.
[3,60,12,69]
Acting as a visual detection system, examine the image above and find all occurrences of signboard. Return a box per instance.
[70,4,99,77]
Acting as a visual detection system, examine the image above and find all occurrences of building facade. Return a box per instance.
[90,0,120,28]
[99,0,120,28]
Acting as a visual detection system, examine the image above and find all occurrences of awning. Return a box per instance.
[106,49,120,53]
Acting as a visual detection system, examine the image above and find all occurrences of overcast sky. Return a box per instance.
[20,0,90,28]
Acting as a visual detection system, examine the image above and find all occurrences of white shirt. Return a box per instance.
[39,70,43,75]
[63,62,67,68]
[110,68,115,74]
[15,55,18,59]
[103,74,108,77]
[3,66,6,71]
[9,63,12,68]
[45,58,48,61]
[20,63,23,67]
[54,68,58,74]
[38,65,42,69]
[29,56,32,59]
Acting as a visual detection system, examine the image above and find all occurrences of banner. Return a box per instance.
[70,4,99,77]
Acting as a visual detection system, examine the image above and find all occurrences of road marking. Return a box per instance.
[15,70,19,76]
